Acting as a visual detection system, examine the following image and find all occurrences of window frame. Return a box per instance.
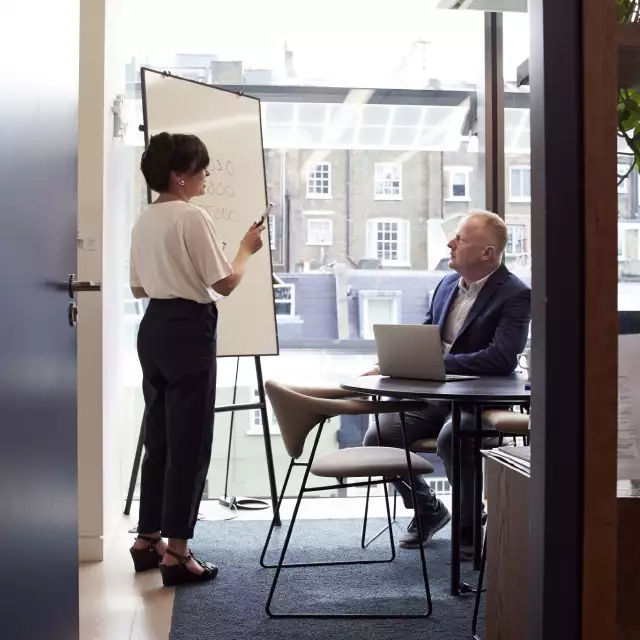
[506,223,527,257]
[306,162,332,199]
[618,163,630,194]
[359,290,401,340]
[509,165,532,202]
[268,214,275,250]
[618,222,640,261]
[306,217,334,246]
[444,166,472,202]
[273,283,295,318]
[247,388,280,436]
[374,162,403,200]
[366,217,411,267]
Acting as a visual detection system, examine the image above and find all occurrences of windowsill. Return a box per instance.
[379,261,412,268]
[246,427,281,437]
[276,315,303,323]
[509,197,531,203]
[306,194,332,200]
[306,242,333,246]
[374,194,403,201]
[445,196,470,202]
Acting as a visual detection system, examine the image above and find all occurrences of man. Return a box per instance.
[362,211,531,553]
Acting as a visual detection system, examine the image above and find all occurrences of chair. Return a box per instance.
[482,408,531,446]
[471,409,531,639]
[361,437,437,548]
[260,380,435,619]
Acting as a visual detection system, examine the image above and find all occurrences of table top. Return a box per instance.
[340,374,530,403]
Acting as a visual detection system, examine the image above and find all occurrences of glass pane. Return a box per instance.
[504,14,531,287]
[119,1,486,503]
[368,298,395,326]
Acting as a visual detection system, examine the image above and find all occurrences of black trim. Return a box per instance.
[132,73,531,108]
[529,0,584,638]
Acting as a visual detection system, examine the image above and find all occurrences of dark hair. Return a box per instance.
[140,132,210,193]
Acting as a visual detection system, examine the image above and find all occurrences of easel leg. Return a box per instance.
[255,356,281,527]
[124,419,144,516]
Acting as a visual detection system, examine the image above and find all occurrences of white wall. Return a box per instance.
[77,0,130,561]
[77,0,106,562]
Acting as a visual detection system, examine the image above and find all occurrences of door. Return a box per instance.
[0,2,81,639]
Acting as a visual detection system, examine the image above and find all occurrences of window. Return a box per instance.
[366,219,410,266]
[509,166,531,201]
[359,290,400,339]
[444,167,471,201]
[618,223,640,261]
[306,163,331,198]
[268,214,275,250]
[248,389,280,436]
[506,224,526,255]
[618,164,630,194]
[306,218,333,245]
[374,162,402,199]
[274,283,295,317]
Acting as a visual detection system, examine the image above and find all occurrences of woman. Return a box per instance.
[128,132,263,586]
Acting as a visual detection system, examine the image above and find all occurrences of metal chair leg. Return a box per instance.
[472,526,488,639]
[260,458,295,568]
[265,421,431,618]
[361,480,399,549]
[398,412,432,617]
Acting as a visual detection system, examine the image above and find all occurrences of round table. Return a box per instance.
[340,374,530,595]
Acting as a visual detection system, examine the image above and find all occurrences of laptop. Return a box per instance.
[373,324,480,382]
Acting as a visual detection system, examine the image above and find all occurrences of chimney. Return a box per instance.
[284,43,296,79]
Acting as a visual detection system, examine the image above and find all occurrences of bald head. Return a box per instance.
[447,210,507,282]
[465,210,508,256]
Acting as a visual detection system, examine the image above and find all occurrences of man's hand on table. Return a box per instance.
[359,365,380,377]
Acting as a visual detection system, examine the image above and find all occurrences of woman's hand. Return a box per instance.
[240,223,264,255]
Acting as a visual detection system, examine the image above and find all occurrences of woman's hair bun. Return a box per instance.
[140,132,209,194]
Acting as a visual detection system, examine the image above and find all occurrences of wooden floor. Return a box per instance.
[78,496,427,640]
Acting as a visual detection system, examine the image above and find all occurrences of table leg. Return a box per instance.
[473,405,483,571]
[451,401,461,596]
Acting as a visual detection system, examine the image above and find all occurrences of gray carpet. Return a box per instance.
[169,517,484,639]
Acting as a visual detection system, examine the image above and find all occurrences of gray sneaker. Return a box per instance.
[399,503,451,549]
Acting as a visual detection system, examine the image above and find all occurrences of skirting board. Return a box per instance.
[79,536,104,562]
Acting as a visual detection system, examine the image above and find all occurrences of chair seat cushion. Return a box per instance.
[411,438,437,453]
[482,409,530,435]
[311,446,434,478]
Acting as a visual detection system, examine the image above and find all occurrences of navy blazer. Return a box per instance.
[424,264,531,376]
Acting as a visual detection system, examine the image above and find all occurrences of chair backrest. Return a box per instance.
[264,380,330,458]
[264,380,431,459]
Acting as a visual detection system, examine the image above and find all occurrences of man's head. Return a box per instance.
[447,211,507,282]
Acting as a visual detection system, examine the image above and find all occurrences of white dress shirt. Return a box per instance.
[441,268,498,353]
[130,200,233,304]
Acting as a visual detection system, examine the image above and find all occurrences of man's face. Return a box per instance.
[447,218,492,274]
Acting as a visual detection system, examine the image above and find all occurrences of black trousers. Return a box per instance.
[137,298,218,540]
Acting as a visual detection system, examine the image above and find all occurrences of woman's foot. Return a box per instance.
[132,533,167,555]
[160,548,218,586]
[162,549,206,575]
[130,533,167,573]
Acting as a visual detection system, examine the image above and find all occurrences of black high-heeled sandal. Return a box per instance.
[159,548,219,587]
[130,534,163,573]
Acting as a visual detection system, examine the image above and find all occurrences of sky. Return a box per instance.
[122,1,530,87]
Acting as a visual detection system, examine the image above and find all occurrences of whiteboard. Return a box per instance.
[141,68,279,357]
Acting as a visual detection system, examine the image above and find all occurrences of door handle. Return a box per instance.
[68,273,101,297]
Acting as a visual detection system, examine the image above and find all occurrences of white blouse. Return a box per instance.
[130,200,233,304]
